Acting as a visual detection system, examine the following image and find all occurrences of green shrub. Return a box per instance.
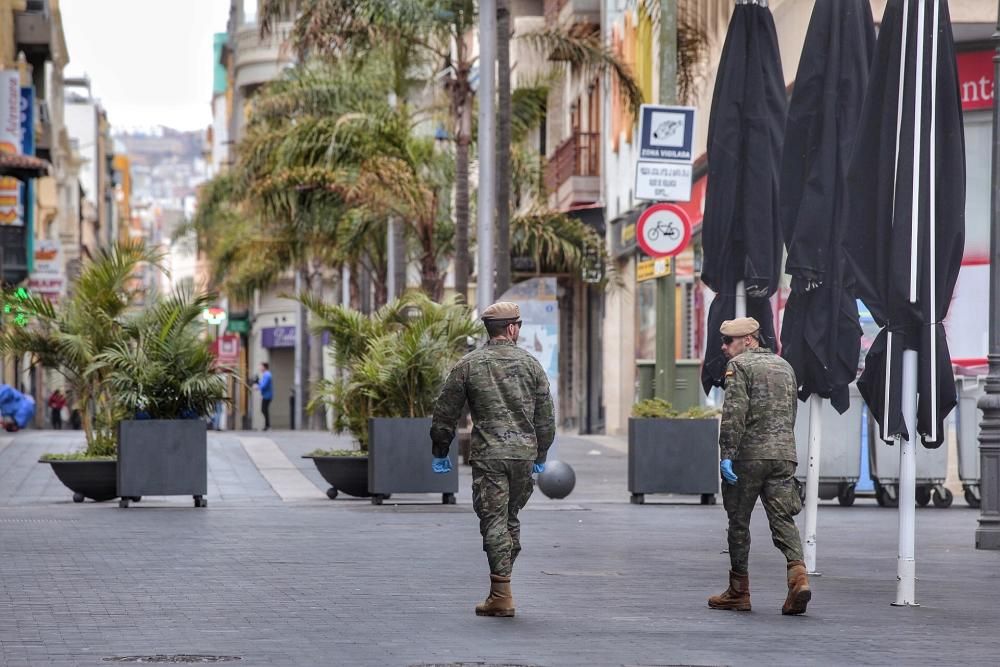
[631,398,719,419]
[38,452,116,462]
[305,448,367,458]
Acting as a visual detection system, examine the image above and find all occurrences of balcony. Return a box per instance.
[15,0,51,58]
[234,22,295,91]
[544,0,599,30]
[545,131,600,211]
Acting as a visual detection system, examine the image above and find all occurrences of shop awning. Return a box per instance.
[0,153,50,181]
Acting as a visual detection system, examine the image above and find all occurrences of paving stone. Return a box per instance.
[0,430,995,665]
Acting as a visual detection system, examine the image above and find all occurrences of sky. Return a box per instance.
[60,0,232,132]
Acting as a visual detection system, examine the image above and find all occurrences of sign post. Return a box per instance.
[636,26,697,401]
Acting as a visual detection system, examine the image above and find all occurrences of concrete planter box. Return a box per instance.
[368,417,457,505]
[628,417,719,504]
[117,420,208,508]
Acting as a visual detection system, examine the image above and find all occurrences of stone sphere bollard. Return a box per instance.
[537,460,576,499]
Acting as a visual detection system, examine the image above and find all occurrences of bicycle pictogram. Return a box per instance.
[636,203,692,259]
[646,220,680,242]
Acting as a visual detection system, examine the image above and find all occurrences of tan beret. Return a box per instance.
[481,301,520,321]
[720,317,760,337]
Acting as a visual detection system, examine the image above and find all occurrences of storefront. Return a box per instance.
[946,45,993,376]
[608,168,708,410]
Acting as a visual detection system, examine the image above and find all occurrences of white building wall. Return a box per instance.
[211,93,228,175]
[63,101,97,202]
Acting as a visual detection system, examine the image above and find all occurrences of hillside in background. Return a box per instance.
[113,126,208,211]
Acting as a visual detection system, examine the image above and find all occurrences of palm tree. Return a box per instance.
[95,288,228,421]
[0,242,164,456]
[195,59,460,427]
[260,0,478,303]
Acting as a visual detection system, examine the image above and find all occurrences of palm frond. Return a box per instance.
[521,27,643,118]
[510,84,549,144]
[511,207,604,275]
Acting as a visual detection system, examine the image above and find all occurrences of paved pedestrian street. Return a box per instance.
[0,431,996,666]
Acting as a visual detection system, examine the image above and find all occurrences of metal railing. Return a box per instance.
[544,131,600,194]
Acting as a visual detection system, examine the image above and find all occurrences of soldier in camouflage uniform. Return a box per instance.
[430,301,555,618]
[708,317,812,615]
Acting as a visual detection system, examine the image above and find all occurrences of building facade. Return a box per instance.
[211,0,297,430]
[599,0,997,435]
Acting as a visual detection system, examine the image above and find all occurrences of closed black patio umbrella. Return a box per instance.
[700,0,787,393]
[778,0,875,576]
[845,0,965,448]
[779,0,875,414]
[844,0,965,606]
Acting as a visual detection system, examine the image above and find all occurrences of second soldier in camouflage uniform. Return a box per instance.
[430,301,555,618]
[708,317,812,615]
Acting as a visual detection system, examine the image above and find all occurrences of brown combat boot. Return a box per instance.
[708,570,751,611]
[475,574,515,617]
[782,560,812,615]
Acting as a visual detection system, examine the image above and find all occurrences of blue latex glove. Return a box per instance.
[533,462,545,474]
[720,459,738,485]
[431,457,452,474]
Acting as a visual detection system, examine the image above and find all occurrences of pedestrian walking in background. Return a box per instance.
[709,317,812,615]
[254,362,273,431]
[430,301,555,618]
[48,389,66,430]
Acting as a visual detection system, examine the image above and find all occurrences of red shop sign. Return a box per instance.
[956,50,995,112]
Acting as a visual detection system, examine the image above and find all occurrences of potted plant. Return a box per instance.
[0,243,227,506]
[628,398,720,505]
[98,289,228,508]
[301,292,481,503]
[0,243,161,502]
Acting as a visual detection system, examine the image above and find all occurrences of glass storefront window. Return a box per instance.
[636,278,656,360]
[964,110,990,263]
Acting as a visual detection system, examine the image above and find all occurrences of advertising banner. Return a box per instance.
[0,71,20,226]
[20,86,33,238]
[33,239,61,273]
[212,334,241,367]
[29,239,64,302]
[498,277,560,422]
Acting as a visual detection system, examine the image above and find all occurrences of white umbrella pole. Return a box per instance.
[893,0,926,608]
[894,349,919,606]
[803,394,823,574]
[735,281,746,318]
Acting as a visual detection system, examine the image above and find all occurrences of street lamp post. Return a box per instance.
[477,0,497,312]
[976,2,1000,551]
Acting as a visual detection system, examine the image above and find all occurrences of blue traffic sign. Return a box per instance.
[638,104,695,162]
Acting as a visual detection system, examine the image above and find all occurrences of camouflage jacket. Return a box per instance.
[430,339,555,462]
[719,347,797,462]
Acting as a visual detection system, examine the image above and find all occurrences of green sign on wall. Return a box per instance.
[227,318,250,334]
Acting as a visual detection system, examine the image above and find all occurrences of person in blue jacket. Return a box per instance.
[254,362,273,431]
[0,384,36,432]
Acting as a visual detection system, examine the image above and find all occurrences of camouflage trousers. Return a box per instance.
[471,459,535,577]
[722,459,804,574]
